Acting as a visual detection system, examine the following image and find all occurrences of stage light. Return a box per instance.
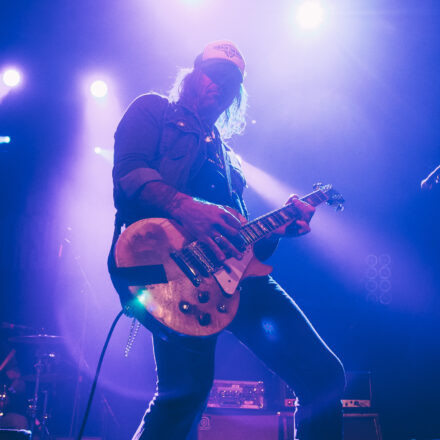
[0,136,11,144]
[296,1,324,30]
[92,147,114,163]
[181,0,203,5]
[90,80,108,98]
[2,68,21,88]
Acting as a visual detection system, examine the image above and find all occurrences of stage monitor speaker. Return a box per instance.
[344,413,382,440]
[198,412,295,440]
[0,429,32,440]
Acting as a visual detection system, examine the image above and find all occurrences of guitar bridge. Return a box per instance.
[170,251,201,287]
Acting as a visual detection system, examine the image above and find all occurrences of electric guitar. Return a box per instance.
[113,184,344,337]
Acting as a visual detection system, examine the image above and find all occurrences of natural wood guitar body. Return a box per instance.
[113,218,272,337]
[112,185,344,337]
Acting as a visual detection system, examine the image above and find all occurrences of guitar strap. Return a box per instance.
[220,141,248,219]
[220,141,234,202]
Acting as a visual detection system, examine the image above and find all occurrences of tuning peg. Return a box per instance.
[313,182,323,190]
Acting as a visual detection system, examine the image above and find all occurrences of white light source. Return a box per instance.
[2,68,22,88]
[0,136,11,144]
[181,0,203,5]
[94,146,102,154]
[296,1,324,30]
[90,80,108,98]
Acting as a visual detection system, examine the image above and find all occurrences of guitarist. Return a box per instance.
[109,41,345,440]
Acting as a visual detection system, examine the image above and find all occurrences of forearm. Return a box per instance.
[136,180,193,219]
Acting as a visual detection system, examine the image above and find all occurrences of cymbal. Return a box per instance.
[8,334,63,345]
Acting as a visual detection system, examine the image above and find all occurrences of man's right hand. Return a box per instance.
[168,194,245,263]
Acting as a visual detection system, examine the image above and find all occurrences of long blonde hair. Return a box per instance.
[168,67,248,139]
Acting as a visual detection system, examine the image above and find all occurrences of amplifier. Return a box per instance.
[198,412,295,440]
[0,430,32,440]
[207,380,265,410]
[343,413,382,440]
[342,399,371,409]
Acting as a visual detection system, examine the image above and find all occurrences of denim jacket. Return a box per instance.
[113,93,247,226]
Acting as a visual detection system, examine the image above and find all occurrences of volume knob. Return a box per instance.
[198,291,210,303]
[217,304,228,314]
[198,313,211,326]
[179,301,192,314]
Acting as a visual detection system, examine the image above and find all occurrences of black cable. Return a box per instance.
[76,309,124,440]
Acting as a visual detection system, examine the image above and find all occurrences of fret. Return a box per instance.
[266,215,281,228]
[250,223,264,237]
[243,231,254,244]
[235,188,338,247]
[263,217,276,230]
[240,230,252,244]
[304,191,327,207]
[257,220,270,233]
[244,225,258,240]
[317,191,328,201]
[302,195,314,205]
[272,211,286,226]
[278,210,291,221]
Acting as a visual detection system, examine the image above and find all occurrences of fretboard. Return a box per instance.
[239,189,329,246]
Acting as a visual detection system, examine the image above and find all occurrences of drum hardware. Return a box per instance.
[22,373,69,384]
[0,386,7,419]
[8,335,63,346]
[9,334,63,439]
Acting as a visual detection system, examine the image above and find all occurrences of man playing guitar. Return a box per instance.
[108,40,345,439]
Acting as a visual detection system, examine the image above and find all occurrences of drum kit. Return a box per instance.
[0,330,67,439]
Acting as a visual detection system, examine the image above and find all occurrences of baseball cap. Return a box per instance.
[194,40,245,78]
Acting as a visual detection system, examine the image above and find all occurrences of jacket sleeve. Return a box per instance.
[113,94,168,199]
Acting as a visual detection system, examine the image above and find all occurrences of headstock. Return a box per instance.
[313,182,345,211]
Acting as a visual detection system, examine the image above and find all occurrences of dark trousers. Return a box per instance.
[132,276,346,440]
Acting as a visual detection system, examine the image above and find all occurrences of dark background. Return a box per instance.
[0,0,439,439]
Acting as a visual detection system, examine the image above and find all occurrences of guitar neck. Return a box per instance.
[239,189,329,246]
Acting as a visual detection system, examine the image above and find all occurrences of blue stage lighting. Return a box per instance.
[2,68,21,87]
[90,80,108,98]
[296,1,324,30]
[0,136,11,144]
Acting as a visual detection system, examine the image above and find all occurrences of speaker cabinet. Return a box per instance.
[343,413,382,440]
[0,430,32,440]
[198,411,381,440]
[198,412,295,440]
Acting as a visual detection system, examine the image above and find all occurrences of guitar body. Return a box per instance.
[111,184,344,338]
[113,218,272,337]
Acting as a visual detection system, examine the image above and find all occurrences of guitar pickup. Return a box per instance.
[170,251,201,287]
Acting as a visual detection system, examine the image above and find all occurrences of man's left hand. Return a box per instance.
[273,194,315,238]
